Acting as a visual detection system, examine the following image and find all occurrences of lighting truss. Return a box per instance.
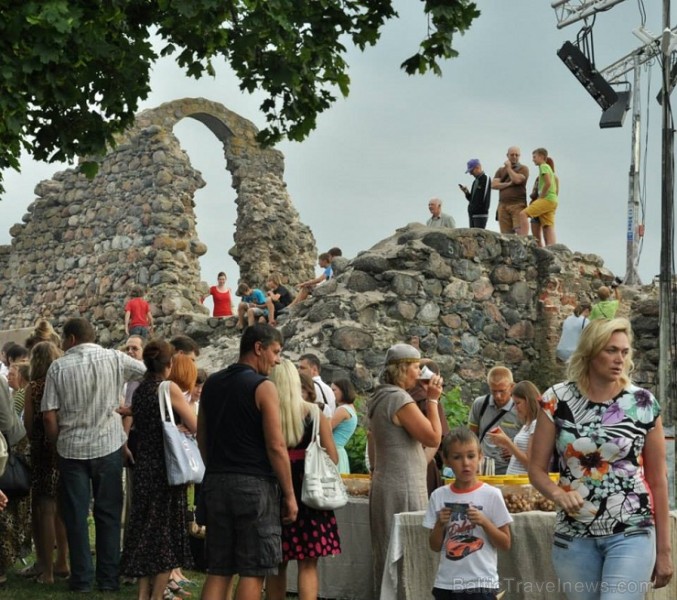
[601,26,677,84]
[551,0,628,29]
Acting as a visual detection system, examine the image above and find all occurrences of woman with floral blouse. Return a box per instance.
[529,318,673,599]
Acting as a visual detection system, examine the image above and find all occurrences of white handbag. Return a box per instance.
[301,409,348,510]
[158,381,205,486]
[0,431,8,476]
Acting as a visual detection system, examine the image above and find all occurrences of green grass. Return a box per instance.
[0,567,207,598]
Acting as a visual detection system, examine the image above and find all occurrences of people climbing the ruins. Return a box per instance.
[519,148,559,246]
[589,281,622,320]
[235,282,268,330]
[202,272,233,317]
[287,252,334,308]
[426,197,456,229]
[265,273,293,325]
[124,285,153,339]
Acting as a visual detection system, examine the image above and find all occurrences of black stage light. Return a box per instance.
[599,90,631,128]
[557,41,619,110]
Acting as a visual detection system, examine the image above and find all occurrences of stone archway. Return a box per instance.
[0,98,317,341]
[128,98,317,286]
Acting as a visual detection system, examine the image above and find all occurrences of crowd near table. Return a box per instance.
[287,499,677,600]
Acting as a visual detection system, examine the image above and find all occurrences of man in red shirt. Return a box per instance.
[124,286,153,339]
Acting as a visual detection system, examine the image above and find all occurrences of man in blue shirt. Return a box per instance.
[236,283,268,330]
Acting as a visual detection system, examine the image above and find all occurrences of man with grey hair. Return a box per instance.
[426,197,456,229]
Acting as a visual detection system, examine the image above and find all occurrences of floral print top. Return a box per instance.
[540,382,659,538]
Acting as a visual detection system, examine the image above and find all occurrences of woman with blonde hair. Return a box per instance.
[367,343,443,597]
[488,380,540,475]
[25,319,60,350]
[530,318,673,598]
[266,359,341,600]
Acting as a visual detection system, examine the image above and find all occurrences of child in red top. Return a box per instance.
[124,286,153,338]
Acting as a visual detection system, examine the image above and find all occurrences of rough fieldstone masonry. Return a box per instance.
[0,98,317,343]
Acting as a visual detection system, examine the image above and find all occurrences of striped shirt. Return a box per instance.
[506,419,536,475]
[41,343,146,459]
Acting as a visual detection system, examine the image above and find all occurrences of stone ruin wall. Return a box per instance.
[0,99,317,344]
[274,224,666,401]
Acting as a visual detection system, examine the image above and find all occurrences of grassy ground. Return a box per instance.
[0,566,207,599]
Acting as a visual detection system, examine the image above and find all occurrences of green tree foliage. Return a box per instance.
[0,0,479,194]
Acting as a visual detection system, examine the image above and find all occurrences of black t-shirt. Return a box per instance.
[273,285,292,312]
[200,363,273,478]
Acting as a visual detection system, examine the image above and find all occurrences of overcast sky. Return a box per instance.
[1,0,674,313]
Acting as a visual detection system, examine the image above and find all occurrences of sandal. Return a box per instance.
[167,579,191,597]
[163,589,176,600]
[19,563,43,578]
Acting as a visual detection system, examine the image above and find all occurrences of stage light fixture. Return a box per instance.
[557,41,618,110]
[599,90,631,128]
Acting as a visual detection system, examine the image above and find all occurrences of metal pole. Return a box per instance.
[658,0,675,508]
[625,56,642,284]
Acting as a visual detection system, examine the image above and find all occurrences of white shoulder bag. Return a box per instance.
[301,409,347,510]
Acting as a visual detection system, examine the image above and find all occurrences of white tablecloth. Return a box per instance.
[287,501,677,600]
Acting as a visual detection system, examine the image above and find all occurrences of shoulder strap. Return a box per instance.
[314,380,327,411]
[479,409,508,443]
[478,394,491,421]
[158,380,175,425]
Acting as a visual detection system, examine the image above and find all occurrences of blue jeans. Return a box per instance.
[59,449,124,591]
[128,325,149,339]
[551,528,655,600]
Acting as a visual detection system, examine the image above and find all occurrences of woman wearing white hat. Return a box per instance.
[367,343,443,597]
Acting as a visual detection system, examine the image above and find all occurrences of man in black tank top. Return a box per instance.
[198,324,298,600]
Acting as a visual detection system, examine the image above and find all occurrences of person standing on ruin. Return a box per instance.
[426,197,456,229]
[492,146,529,234]
[124,286,153,339]
[460,158,491,229]
[202,272,233,317]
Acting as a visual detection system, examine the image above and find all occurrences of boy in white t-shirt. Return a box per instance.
[423,428,512,600]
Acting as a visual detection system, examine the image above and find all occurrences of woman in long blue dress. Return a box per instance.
[330,378,358,474]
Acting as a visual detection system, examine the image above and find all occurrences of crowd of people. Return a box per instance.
[0,279,673,600]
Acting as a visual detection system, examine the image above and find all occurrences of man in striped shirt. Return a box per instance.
[42,317,145,593]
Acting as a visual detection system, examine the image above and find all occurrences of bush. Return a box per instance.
[345,396,369,474]
[441,386,469,430]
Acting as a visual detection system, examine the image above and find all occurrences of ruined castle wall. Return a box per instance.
[277,225,662,400]
[0,99,317,343]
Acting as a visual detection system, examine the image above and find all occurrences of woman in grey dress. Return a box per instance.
[367,344,444,597]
